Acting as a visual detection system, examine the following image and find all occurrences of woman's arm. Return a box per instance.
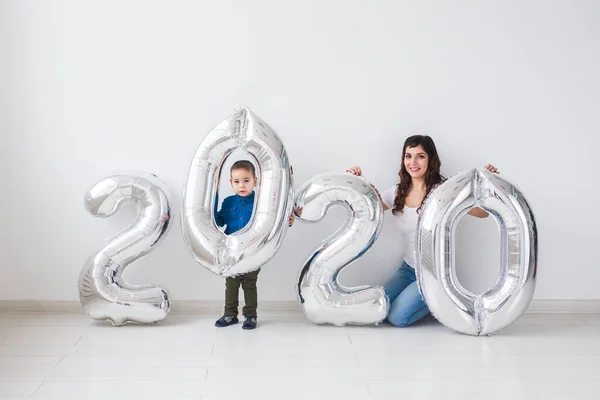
[371,186,389,211]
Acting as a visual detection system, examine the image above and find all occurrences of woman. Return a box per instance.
[347,135,498,327]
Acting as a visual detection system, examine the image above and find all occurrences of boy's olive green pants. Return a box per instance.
[224,269,260,317]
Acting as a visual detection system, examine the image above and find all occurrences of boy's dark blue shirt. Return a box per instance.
[214,191,255,234]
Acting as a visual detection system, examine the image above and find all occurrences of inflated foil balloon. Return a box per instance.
[182,107,294,277]
[79,173,173,326]
[294,172,389,326]
[416,169,537,335]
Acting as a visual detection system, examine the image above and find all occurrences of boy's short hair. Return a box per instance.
[230,160,256,177]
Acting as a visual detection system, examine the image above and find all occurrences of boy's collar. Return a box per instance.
[235,191,255,201]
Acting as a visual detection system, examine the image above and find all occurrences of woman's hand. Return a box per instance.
[346,166,362,176]
[485,164,499,174]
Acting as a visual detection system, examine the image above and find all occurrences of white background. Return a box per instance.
[1,0,598,301]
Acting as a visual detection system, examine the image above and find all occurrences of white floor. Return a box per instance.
[1,306,600,400]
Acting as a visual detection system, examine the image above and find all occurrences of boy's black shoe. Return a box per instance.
[215,315,239,327]
[242,316,257,330]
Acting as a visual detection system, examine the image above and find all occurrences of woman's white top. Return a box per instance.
[381,186,419,268]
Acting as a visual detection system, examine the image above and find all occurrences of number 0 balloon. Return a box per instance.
[182,107,294,277]
[416,169,538,335]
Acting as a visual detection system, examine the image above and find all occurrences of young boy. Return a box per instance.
[214,160,294,330]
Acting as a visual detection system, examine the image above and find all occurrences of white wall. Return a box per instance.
[1,0,598,301]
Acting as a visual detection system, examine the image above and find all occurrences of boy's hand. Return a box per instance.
[288,208,302,227]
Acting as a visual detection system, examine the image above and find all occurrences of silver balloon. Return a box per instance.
[79,173,172,326]
[182,107,294,277]
[294,172,389,326]
[416,169,537,335]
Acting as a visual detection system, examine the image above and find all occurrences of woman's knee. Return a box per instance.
[388,305,429,327]
[387,291,429,327]
[388,314,412,327]
[387,306,413,327]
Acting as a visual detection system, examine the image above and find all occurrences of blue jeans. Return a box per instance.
[384,261,430,327]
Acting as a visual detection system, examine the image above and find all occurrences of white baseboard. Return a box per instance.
[0,300,599,314]
[525,300,600,314]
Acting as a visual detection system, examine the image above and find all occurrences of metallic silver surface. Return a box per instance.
[417,169,538,335]
[182,107,293,277]
[294,172,389,326]
[79,173,173,326]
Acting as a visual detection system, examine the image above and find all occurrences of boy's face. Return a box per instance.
[230,168,256,197]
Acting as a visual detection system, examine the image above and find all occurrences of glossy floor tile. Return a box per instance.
[0,309,598,399]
